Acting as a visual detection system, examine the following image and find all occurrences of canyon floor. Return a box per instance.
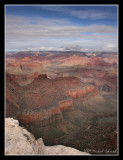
[5,51,118,155]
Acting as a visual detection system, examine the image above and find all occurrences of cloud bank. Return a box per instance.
[5,13,118,52]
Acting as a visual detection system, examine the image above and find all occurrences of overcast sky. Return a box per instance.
[5,5,118,52]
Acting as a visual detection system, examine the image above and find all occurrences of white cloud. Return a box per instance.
[38,5,117,20]
[66,9,116,20]
[5,15,118,52]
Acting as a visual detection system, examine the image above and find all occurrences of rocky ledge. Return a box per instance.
[5,118,90,155]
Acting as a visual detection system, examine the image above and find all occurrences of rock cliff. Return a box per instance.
[66,86,98,99]
[17,99,74,125]
[5,118,90,155]
[5,51,117,154]
[6,73,83,126]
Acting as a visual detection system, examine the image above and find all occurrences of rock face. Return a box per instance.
[5,51,117,153]
[6,73,83,125]
[5,118,90,155]
[66,86,98,99]
[17,99,74,125]
[6,72,116,136]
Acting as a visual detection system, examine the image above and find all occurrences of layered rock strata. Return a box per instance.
[17,99,74,125]
[6,72,100,127]
[66,86,98,99]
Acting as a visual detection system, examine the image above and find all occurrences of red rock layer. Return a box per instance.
[17,99,74,125]
[6,73,78,126]
[6,73,22,117]
[66,86,98,99]
[88,56,111,67]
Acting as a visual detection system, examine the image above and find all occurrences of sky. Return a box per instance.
[5,5,118,52]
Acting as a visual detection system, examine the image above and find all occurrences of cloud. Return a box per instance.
[38,5,117,20]
[64,45,82,51]
[27,46,65,51]
[5,15,118,52]
[66,9,116,20]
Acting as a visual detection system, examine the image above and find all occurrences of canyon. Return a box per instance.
[5,51,118,154]
[5,118,90,155]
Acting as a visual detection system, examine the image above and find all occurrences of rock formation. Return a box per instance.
[6,71,116,138]
[66,86,98,99]
[5,118,90,155]
[6,72,83,125]
[5,51,118,154]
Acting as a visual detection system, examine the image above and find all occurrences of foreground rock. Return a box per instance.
[5,118,90,155]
